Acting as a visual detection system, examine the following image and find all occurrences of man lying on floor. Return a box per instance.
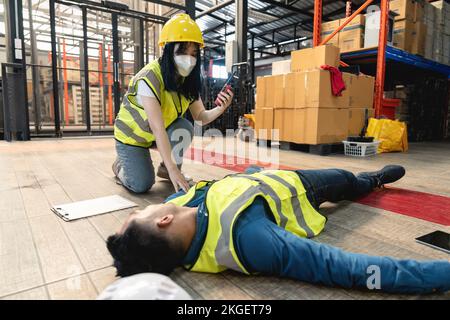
[106,165,450,294]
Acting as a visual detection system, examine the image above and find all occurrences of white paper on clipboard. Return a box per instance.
[52,195,138,221]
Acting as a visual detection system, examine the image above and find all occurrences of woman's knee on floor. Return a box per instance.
[122,172,155,193]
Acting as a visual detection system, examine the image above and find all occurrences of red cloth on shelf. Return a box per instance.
[320,64,346,96]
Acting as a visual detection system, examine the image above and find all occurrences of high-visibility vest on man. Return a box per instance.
[114,59,192,148]
[168,170,327,274]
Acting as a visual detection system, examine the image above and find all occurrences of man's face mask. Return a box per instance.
[173,44,197,77]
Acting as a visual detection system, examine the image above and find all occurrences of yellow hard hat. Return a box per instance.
[159,13,204,48]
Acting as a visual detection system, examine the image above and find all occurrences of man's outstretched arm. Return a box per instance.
[236,220,450,294]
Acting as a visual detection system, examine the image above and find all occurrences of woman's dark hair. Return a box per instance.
[159,41,201,101]
[106,220,184,277]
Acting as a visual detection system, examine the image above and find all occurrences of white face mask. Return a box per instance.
[174,54,197,77]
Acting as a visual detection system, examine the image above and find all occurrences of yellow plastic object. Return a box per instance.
[159,13,204,47]
[366,118,408,153]
[244,114,256,128]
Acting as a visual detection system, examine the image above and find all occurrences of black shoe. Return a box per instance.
[358,165,406,188]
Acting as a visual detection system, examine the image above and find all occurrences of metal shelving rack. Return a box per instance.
[341,45,450,77]
[312,0,389,117]
[312,0,450,138]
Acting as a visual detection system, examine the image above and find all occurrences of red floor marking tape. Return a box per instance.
[357,188,450,226]
[185,147,450,226]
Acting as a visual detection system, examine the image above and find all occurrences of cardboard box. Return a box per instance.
[393,19,415,51]
[291,45,340,72]
[321,33,340,47]
[321,19,340,47]
[294,69,350,109]
[424,1,437,22]
[273,108,349,144]
[303,108,349,144]
[274,109,294,141]
[264,76,276,108]
[415,0,425,22]
[339,29,364,52]
[321,19,340,34]
[273,109,305,143]
[443,34,450,60]
[348,108,375,136]
[411,21,427,56]
[390,0,424,22]
[274,109,284,140]
[343,73,375,108]
[340,14,365,29]
[273,74,285,109]
[255,108,274,139]
[272,59,291,75]
[338,15,365,52]
[256,76,266,109]
[432,0,450,32]
[424,11,435,59]
[284,73,297,109]
[289,109,305,143]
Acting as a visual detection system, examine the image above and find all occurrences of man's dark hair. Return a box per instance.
[106,220,185,277]
[159,41,202,102]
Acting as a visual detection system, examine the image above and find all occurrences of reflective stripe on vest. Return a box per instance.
[167,170,327,275]
[113,59,192,148]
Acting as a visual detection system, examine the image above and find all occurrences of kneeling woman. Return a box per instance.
[113,14,233,193]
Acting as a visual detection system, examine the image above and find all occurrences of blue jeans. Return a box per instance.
[115,117,194,193]
[238,168,450,293]
[296,169,376,209]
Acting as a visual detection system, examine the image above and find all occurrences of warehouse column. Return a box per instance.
[235,0,248,63]
[3,0,30,140]
[26,0,42,134]
[49,0,61,136]
[132,0,144,72]
[112,13,121,117]
[81,7,91,133]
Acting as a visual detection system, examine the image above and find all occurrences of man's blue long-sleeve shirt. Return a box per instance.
[165,176,450,294]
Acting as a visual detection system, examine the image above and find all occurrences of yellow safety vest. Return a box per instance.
[167,170,327,274]
[114,59,192,148]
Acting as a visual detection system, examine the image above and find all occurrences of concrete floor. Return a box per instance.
[0,136,449,300]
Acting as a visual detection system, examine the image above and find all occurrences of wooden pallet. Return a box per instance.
[256,139,344,156]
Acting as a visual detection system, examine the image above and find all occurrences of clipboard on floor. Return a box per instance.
[52,195,138,222]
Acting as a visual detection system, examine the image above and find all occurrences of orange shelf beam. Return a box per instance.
[313,0,322,47]
[374,0,390,117]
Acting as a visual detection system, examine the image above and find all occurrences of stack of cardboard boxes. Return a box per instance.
[307,1,448,64]
[320,15,366,52]
[339,15,366,53]
[391,0,449,63]
[255,45,375,145]
[391,0,427,55]
[428,0,450,64]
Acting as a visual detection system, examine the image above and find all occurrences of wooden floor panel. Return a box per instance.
[0,137,449,300]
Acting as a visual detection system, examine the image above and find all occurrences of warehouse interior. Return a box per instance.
[0,0,449,300]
